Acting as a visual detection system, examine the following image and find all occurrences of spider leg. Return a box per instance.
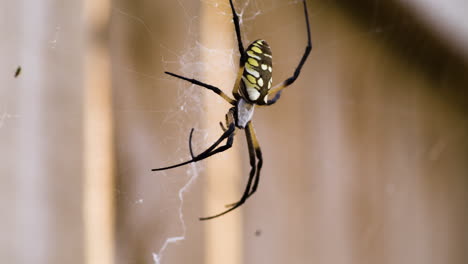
[200,121,260,220]
[152,123,235,171]
[219,121,227,132]
[188,128,195,159]
[229,0,245,64]
[165,71,235,105]
[267,0,312,103]
[229,0,247,99]
[265,90,282,105]
[246,122,262,196]
[224,121,262,207]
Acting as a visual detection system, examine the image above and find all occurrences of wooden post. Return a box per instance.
[83,1,114,264]
[200,1,243,264]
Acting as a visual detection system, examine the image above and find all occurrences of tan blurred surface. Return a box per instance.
[1,0,468,263]
[84,0,114,263]
[0,0,85,263]
[200,1,243,264]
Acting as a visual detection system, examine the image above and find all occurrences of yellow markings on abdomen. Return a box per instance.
[242,76,261,101]
[247,58,259,67]
[247,50,261,60]
[246,74,257,84]
[251,46,262,54]
[245,64,260,78]
[241,39,273,104]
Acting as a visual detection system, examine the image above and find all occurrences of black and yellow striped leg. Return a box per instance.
[200,121,261,220]
[165,71,235,105]
[223,121,262,205]
[267,0,312,102]
[246,122,262,196]
[266,90,282,105]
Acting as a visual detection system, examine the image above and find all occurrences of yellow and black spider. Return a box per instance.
[153,0,312,220]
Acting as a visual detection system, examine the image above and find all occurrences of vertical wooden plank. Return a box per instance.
[200,1,243,264]
[13,1,50,263]
[83,1,114,264]
[1,0,85,263]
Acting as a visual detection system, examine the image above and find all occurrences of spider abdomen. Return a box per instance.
[240,39,273,105]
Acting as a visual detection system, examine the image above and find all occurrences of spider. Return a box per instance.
[153,0,311,220]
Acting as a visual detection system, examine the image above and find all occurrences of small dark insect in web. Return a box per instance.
[152,0,312,220]
[255,229,262,237]
[14,66,21,78]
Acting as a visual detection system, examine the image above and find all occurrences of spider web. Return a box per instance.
[127,2,298,264]
[110,0,398,263]
[3,0,467,263]
[112,1,269,263]
[0,106,18,129]
[1,0,394,263]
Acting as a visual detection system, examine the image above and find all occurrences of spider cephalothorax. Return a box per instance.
[153,0,312,220]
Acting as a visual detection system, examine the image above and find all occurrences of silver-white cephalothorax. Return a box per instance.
[236,98,255,128]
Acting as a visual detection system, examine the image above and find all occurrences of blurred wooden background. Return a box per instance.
[1,0,468,263]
